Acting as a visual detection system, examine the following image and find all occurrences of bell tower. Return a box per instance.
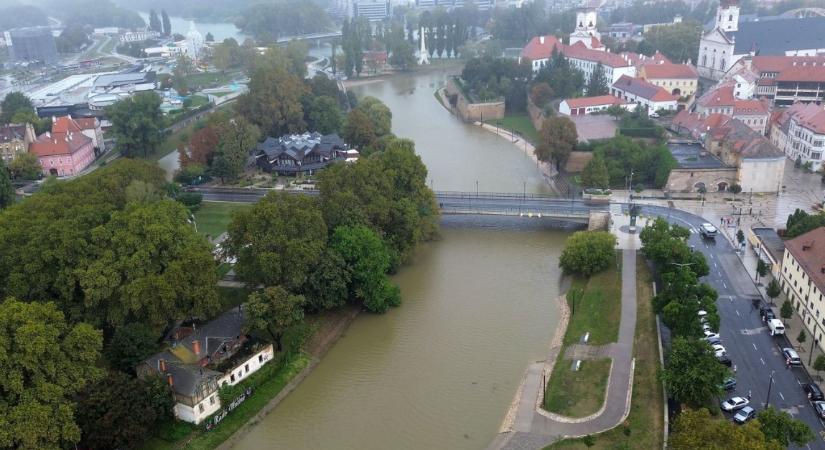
[716,0,740,32]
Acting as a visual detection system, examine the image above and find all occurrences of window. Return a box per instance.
[259,354,263,362]
[245,364,250,373]
[210,395,216,405]
[230,373,236,382]
[199,404,205,413]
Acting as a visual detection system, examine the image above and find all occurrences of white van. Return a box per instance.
[768,318,786,336]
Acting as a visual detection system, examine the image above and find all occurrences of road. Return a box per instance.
[642,204,825,449]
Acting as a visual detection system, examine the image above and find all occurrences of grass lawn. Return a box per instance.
[188,95,211,108]
[563,259,622,346]
[142,354,310,450]
[486,114,540,144]
[194,202,252,239]
[543,358,612,417]
[545,257,664,449]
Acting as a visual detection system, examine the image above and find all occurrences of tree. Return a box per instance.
[660,337,730,407]
[0,159,14,209]
[307,96,343,135]
[729,183,742,198]
[536,116,578,169]
[76,371,173,450]
[781,299,794,321]
[303,248,351,312]
[183,125,220,166]
[757,406,814,447]
[581,155,610,189]
[356,96,393,137]
[210,118,260,183]
[344,108,377,150]
[797,329,807,345]
[148,9,161,33]
[246,286,305,352]
[813,355,825,378]
[161,10,171,36]
[786,213,825,239]
[0,298,103,450]
[530,82,554,107]
[756,260,769,283]
[226,192,327,290]
[736,229,745,246]
[670,408,781,450]
[330,225,401,313]
[585,63,609,96]
[0,92,34,124]
[8,152,41,180]
[389,40,416,71]
[235,61,308,137]
[559,231,617,276]
[768,280,782,306]
[106,92,163,158]
[106,324,159,373]
[205,32,214,42]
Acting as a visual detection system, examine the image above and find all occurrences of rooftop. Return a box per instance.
[640,62,698,80]
[565,42,634,68]
[668,142,726,169]
[777,102,825,134]
[521,35,563,61]
[612,75,678,102]
[730,17,825,56]
[751,227,785,264]
[29,131,92,157]
[784,227,825,296]
[563,95,625,109]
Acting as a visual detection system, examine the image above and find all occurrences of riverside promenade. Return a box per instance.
[488,214,641,450]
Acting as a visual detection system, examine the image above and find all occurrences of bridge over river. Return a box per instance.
[188,187,608,224]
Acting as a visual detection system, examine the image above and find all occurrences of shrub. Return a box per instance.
[559,231,617,276]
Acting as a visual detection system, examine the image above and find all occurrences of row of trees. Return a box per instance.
[147,9,172,37]
[580,135,676,190]
[460,56,531,110]
[670,407,813,449]
[532,49,586,101]
[784,208,825,238]
[0,160,219,449]
[234,0,330,43]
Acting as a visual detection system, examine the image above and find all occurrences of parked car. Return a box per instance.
[650,112,660,118]
[706,336,722,345]
[720,377,737,391]
[804,383,824,401]
[783,348,802,365]
[712,343,727,357]
[813,401,825,419]
[700,223,718,238]
[717,354,732,366]
[703,331,720,340]
[721,396,750,411]
[702,323,712,332]
[733,406,756,424]
[760,306,776,322]
[768,319,786,336]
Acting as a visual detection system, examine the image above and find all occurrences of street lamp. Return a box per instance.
[765,370,775,407]
[476,180,479,197]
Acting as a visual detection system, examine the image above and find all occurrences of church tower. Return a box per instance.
[569,1,602,49]
[716,0,740,32]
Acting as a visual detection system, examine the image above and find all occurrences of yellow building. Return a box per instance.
[779,227,825,352]
[638,63,699,98]
[0,123,35,162]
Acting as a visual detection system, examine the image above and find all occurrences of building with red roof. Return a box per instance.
[51,115,104,152]
[770,102,825,168]
[638,62,699,97]
[520,35,564,73]
[695,83,770,134]
[29,116,98,177]
[559,95,628,116]
[723,55,825,106]
[610,75,678,115]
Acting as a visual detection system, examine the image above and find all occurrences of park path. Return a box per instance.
[488,226,638,450]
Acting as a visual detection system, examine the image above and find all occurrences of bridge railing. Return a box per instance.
[440,205,591,218]
[435,190,574,200]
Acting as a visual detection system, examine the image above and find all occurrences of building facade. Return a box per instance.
[353,0,391,21]
[638,63,699,97]
[770,102,825,168]
[254,132,353,175]
[0,123,35,162]
[610,75,679,114]
[780,227,825,355]
[9,27,57,64]
[559,95,628,115]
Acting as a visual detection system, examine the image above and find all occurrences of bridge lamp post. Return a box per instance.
[476,180,479,198]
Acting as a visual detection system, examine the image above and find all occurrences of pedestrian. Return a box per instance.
[734,364,737,373]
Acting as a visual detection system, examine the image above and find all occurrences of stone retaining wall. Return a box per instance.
[445,78,505,122]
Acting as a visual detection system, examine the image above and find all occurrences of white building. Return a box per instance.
[770,102,825,167]
[610,75,678,114]
[559,95,629,115]
[568,1,605,51]
[120,30,160,43]
[565,44,637,84]
[779,227,825,354]
[353,0,391,21]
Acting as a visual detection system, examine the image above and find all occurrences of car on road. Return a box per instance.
[733,406,756,424]
[804,383,824,401]
[768,318,786,336]
[814,401,825,419]
[721,396,750,411]
[760,306,776,322]
[783,348,802,365]
[720,377,737,390]
[700,223,718,238]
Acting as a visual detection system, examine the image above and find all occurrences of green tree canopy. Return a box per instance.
[330,225,400,313]
[580,154,610,189]
[306,95,343,135]
[0,92,34,124]
[8,152,42,180]
[0,298,103,450]
[660,337,730,407]
[669,408,782,450]
[536,116,577,168]
[591,135,676,189]
[356,96,393,137]
[344,108,377,150]
[106,92,163,158]
[757,406,814,447]
[226,192,328,290]
[105,324,160,373]
[558,231,617,276]
[303,248,351,313]
[0,158,14,209]
[245,286,305,352]
[236,59,308,137]
[76,371,173,450]
[585,63,609,96]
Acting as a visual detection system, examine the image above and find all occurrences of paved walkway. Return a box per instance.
[488,218,639,450]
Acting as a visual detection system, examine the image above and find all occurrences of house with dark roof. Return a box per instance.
[137,305,275,425]
[253,132,353,175]
[780,227,825,355]
[610,75,679,115]
[0,123,35,162]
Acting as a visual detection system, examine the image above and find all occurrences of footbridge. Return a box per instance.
[188,187,608,224]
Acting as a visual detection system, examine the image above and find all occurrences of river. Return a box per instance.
[137,11,247,43]
[226,69,567,450]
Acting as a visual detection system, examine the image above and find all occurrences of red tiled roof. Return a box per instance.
[782,102,825,134]
[564,42,633,68]
[776,65,825,83]
[590,36,603,49]
[752,55,825,74]
[697,84,735,108]
[521,35,563,61]
[733,99,768,116]
[30,131,92,157]
[640,63,698,80]
[52,116,82,134]
[563,95,625,109]
[74,117,98,130]
[784,227,825,295]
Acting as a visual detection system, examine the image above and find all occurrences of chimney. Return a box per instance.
[167,373,174,386]
[159,358,167,372]
[192,339,201,356]
[820,265,825,274]
[540,36,545,45]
